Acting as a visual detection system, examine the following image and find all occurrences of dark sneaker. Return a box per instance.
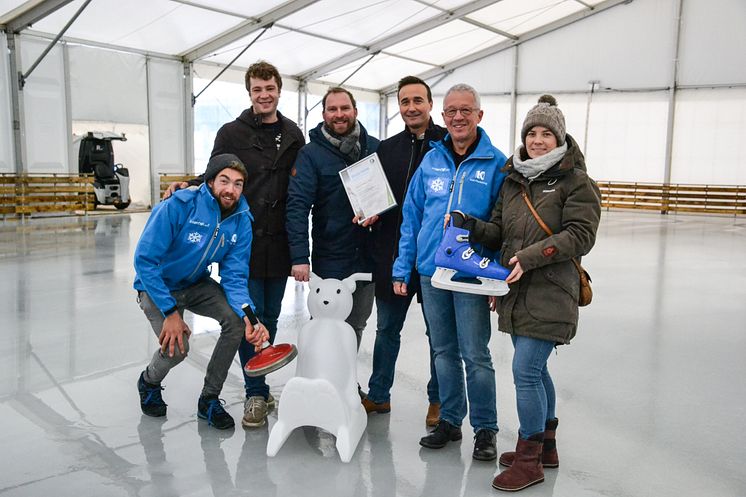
[137,371,167,417]
[419,420,462,449]
[198,396,235,430]
[473,429,497,461]
[362,397,391,414]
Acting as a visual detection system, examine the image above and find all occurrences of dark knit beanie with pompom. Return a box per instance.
[521,94,566,146]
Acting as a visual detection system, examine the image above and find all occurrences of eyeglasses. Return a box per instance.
[443,107,477,118]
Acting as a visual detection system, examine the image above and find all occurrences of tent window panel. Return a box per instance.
[672,88,746,185]
[584,92,668,183]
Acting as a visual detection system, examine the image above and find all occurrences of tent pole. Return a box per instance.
[7,34,26,174]
[509,46,518,153]
[663,0,684,187]
[20,0,92,88]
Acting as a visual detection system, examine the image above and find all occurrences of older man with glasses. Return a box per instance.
[393,83,508,461]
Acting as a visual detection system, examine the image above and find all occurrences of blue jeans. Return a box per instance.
[238,277,288,399]
[420,276,497,432]
[511,335,556,439]
[366,294,439,404]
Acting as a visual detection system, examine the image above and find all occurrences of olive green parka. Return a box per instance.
[469,135,601,344]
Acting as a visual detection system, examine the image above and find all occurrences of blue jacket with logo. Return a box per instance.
[134,183,254,318]
[392,128,508,283]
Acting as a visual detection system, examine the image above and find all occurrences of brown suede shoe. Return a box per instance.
[426,402,440,427]
[362,397,391,414]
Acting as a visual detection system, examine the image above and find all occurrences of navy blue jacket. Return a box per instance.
[286,122,379,279]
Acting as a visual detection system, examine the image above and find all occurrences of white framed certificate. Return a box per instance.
[338,152,397,223]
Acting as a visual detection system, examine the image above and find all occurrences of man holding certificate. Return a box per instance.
[286,87,380,350]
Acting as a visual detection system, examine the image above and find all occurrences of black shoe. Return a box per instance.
[137,371,167,417]
[198,395,235,430]
[419,420,462,449]
[472,429,497,461]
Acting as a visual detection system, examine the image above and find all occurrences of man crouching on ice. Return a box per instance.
[133,153,268,430]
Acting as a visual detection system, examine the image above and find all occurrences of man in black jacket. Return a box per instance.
[164,61,304,429]
[361,76,446,426]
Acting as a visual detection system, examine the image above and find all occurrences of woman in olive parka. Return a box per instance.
[454,95,601,492]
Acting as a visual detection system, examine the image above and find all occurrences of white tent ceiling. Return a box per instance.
[0,0,617,91]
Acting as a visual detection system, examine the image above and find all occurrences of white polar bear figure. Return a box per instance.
[267,272,371,463]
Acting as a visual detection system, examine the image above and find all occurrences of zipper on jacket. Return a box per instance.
[188,220,220,281]
[210,234,225,260]
[445,174,457,213]
[186,193,251,281]
[457,172,466,205]
[392,135,423,262]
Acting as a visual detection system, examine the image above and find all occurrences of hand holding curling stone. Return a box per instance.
[242,304,298,377]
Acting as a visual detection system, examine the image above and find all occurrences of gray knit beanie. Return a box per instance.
[204,153,247,183]
[521,94,566,146]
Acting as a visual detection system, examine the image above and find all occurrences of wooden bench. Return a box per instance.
[597,182,746,216]
[0,174,95,217]
[158,174,200,199]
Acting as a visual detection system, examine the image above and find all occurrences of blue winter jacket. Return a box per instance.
[392,128,508,283]
[286,122,379,279]
[134,183,254,318]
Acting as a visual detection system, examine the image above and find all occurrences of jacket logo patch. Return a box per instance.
[542,246,557,257]
[475,170,485,181]
[231,234,237,244]
[188,232,203,244]
[543,189,556,193]
[189,219,209,227]
[430,177,445,193]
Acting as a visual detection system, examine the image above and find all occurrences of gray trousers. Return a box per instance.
[137,278,244,398]
[345,281,375,350]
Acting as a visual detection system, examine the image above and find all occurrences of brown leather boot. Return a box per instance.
[499,418,559,468]
[425,402,440,427]
[362,397,391,414]
[492,434,544,492]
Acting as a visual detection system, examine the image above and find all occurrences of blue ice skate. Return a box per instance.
[432,215,510,296]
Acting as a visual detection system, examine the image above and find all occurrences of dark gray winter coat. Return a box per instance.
[469,135,601,344]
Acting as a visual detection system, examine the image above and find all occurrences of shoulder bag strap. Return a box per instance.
[520,185,584,276]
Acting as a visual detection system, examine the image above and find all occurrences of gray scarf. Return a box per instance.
[512,142,568,180]
[322,121,362,163]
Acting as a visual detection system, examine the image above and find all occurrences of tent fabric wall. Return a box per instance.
[68,45,147,124]
[433,48,514,95]
[672,88,746,185]
[517,0,676,92]
[0,32,13,173]
[678,0,746,86]
[147,58,185,205]
[20,35,69,173]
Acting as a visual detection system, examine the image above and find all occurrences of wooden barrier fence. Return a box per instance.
[0,174,95,217]
[597,182,746,216]
[159,174,200,198]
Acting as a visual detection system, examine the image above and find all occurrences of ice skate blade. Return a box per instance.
[431,268,509,296]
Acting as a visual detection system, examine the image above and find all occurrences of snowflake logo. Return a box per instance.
[430,177,445,193]
[187,232,202,244]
